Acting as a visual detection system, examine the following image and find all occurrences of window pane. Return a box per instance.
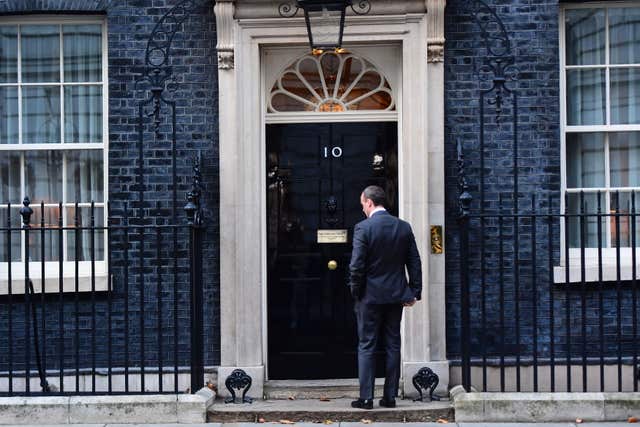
[0,87,18,144]
[22,86,61,144]
[25,150,62,203]
[64,85,102,143]
[610,68,640,124]
[0,151,20,202]
[66,150,103,203]
[63,24,102,82]
[566,69,606,125]
[21,25,60,83]
[27,206,61,262]
[565,9,605,65]
[0,207,21,262]
[567,192,605,248]
[0,26,17,83]
[566,133,605,188]
[66,206,104,261]
[610,191,640,248]
[610,132,640,187]
[609,8,640,64]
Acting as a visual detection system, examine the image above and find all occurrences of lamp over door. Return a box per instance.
[279,0,371,52]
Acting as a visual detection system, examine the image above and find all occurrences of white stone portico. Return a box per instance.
[214,0,447,398]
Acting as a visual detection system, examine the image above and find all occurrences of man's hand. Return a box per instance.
[350,285,362,300]
[403,298,417,307]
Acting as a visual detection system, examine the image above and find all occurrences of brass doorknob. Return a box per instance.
[327,260,338,270]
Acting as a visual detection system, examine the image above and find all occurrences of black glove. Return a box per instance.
[350,285,362,300]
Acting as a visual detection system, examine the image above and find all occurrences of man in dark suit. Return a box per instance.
[348,185,422,410]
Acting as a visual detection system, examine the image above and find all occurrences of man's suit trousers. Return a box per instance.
[354,301,403,400]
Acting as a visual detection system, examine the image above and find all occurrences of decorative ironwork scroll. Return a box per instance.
[224,369,253,404]
[457,0,520,393]
[134,0,209,219]
[278,0,371,18]
[412,367,440,402]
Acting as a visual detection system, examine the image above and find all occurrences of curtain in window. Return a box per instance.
[63,25,102,82]
[22,86,61,144]
[565,9,605,66]
[21,25,59,83]
[0,151,21,261]
[64,86,102,143]
[0,26,17,83]
[609,8,640,65]
[66,150,104,261]
[0,87,18,144]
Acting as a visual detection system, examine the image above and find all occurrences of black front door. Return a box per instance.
[266,122,398,379]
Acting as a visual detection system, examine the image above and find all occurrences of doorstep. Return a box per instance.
[207,398,453,423]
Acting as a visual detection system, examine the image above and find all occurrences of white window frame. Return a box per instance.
[559,2,640,282]
[0,16,109,293]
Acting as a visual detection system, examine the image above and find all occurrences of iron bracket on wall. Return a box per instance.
[224,369,253,404]
[412,367,440,402]
[278,0,371,18]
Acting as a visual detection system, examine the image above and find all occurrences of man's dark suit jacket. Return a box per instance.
[348,210,422,304]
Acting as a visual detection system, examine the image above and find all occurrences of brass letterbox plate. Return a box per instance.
[317,229,348,244]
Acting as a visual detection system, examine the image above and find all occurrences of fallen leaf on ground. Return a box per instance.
[436,419,449,424]
[323,420,333,425]
[360,419,372,424]
[279,420,295,425]
[576,418,583,424]
[257,418,265,424]
[288,395,296,400]
[319,397,331,402]
[629,417,639,423]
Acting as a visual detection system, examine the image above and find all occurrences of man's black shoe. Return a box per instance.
[379,397,396,408]
[351,399,373,409]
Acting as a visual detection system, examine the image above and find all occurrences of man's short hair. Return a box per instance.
[362,185,387,207]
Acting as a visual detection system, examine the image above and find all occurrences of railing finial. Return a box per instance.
[20,197,33,229]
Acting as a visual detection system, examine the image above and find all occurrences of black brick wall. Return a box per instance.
[444,0,562,359]
[0,0,220,377]
[444,0,639,365]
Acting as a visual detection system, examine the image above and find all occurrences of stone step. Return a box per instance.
[264,379,384,400]
[207,397,453,423]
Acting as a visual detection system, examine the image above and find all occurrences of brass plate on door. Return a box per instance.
[317,229,348,244]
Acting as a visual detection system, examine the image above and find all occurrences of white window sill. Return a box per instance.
[554,262,640,284]
[0,261,110,294]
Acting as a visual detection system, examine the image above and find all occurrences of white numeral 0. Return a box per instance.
[323,146,343,158]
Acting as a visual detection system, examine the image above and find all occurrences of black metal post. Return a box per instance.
[457,140,472,392]
[185,156,204,393]
[7,203,14,395]
[20,197,33,394]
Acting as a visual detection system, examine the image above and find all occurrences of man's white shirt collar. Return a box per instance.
[368,206,387,218]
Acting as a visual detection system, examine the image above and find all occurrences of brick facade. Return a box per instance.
[444,0,638,364]
[0,0,220,374]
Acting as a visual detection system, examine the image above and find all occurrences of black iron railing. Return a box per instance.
[0,164,205,396]
[458,166,640,392]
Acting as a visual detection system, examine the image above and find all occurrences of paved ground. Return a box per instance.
[0,423,634,427]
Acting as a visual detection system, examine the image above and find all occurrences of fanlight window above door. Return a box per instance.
[268,51,395,113]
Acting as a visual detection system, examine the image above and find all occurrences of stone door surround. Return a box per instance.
[214,0,448,399]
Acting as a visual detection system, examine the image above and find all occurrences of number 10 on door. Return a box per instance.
[323,146,342,158]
